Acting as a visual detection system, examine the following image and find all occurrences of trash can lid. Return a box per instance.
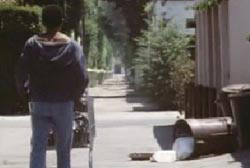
[222,84,250,93]
[228,91,250,98]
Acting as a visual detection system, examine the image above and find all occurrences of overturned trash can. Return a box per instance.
[173,117,237,159]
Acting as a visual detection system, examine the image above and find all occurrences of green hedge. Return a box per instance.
[0,4,42,115]
[135,20,194,110]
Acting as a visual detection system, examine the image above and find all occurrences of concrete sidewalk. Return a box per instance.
[0,74,249,168]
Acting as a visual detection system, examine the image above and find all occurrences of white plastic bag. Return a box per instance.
[151,150,176,163]
[172,137,195,160]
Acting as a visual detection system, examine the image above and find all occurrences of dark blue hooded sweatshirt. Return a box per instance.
[16,34,89,102]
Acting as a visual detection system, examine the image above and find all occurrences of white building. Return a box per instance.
[195,0,250,88]
[153,0,195,34]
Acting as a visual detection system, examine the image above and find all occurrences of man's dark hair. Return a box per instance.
[42,5,63,29]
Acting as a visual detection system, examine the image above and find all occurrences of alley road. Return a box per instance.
[0,74,249,168]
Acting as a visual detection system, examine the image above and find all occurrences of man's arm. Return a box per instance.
[74,44,89,100]
[15,42,30,101]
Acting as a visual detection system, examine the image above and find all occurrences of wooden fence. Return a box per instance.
[184,83,225,119]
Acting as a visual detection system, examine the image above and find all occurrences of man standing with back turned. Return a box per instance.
[16,5,88,168]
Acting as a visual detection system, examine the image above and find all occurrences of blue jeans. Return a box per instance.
[29,101,74,168]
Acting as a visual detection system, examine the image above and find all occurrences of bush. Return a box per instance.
[0,3,42,115]
[135,19,194,110]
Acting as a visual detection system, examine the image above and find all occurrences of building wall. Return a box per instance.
[219,1,230,86]
[195,0,230,88]
[153,0,195,34]
[229,0,250,84]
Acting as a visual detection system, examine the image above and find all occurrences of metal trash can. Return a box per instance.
[229,92,250,149]
[173,117,237,157]
[217,84,250,117]
[217,91,233,117]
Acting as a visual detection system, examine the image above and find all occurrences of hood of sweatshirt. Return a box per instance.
[27,33,77,68]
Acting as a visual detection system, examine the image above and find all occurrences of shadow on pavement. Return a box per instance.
[126,88,162,112]
[153,125,174,150]
[231,150,250,168]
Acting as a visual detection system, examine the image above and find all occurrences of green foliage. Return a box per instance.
[191,0,222,11]
[0,0,17,5]
[85,0,149,70]
[63,0,84,33]
[84,0,128,70]
[0,4,41,44]
[0,3,42,115]
[98,1,132,67]
[135,19,194,110]
[84,0,103,69]
[19,0,58,6]
[144,1,154,13]
[21,0,84,34]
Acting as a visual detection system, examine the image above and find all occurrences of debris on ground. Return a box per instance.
[129,153,153,161]
[151,150,177,162]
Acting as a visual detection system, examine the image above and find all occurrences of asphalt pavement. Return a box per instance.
[0,74,249,168]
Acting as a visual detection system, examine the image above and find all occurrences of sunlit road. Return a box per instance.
[0,75,248,168]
